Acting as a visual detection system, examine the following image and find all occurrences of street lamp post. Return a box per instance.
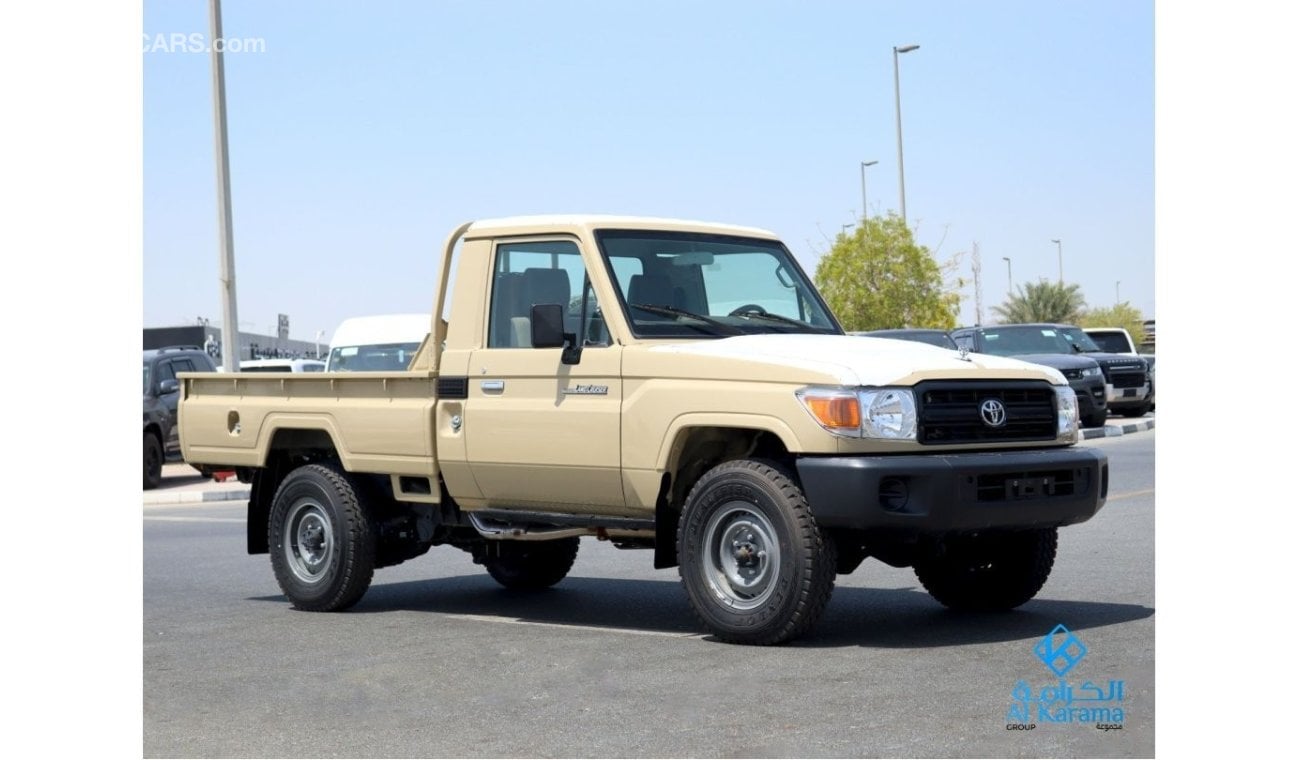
[315,329,325,360]
[209,0,241,372]
[1115,281,1121,306]
[1002,256,1013,295]
[893,44,919,226]
[860,160,878,220]
[1051,238,1063,283]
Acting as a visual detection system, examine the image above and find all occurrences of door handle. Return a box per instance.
[480,380,505,393]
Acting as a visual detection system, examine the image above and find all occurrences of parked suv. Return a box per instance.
[851,328,958,349]
[950,325,1109,427]
[143,346,217,489]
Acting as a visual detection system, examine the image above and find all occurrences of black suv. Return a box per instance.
[949,325,1110,428]
[851,328,958,349]
[143,346,216,489]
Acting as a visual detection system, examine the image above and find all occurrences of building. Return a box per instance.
[144,325,322,362]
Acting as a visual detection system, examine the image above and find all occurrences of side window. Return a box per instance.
[487,240,605,348]
[157,361,179,384]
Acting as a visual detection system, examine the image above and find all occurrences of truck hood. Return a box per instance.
[649,334,1065,387]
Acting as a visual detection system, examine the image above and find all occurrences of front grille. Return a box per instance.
[915,381,1058,445]
[1110,371,1145,389]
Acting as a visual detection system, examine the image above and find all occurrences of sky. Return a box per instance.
[143,0,1153,342]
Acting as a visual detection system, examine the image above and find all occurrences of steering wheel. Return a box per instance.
[728,304,768,316]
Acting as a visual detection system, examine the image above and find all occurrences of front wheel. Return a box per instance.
[1120,402,1152,418]
[677,459,836,645]
[268,463,376,611]
[914,528,1057,611]
[483,537,580,590]
[143,433,163,490]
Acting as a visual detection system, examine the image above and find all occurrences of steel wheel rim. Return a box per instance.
[284,498,334,584]
[701,502,781,610]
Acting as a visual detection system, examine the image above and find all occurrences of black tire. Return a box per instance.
[1083,410,1108,428]
[914,528,1057,612]
[677,459,837,645]
[483,537,580,590]
[143,432,163,490]
[268,463,376,612]
[1120,402,1152,418]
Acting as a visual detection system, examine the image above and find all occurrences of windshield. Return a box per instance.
[327,342,422,371]
[1058,326,1103,352]
[1087,332,1131,352]
[889,331,956,349]
[975,326,1077,356]
[595,230,841,338]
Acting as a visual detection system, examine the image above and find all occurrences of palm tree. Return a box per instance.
[992,280,1086,324]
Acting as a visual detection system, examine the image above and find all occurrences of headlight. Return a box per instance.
[1055,385,1079,441]
[796,387,917,440]
[1081,366,1102,377]
[860,388,917,439]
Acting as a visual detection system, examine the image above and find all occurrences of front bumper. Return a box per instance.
[796,447,1107,532]
[1105,382,1152,407]
[1069,378,1107,415]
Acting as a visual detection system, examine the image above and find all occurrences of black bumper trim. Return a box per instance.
[795,447,1107,532]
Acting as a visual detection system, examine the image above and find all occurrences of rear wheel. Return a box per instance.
[143,433,163,490]
[268,463,376,611]
[914,528,1057,611]
[483,538,580,590]
[677,459,836,645]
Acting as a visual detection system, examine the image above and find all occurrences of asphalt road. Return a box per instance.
[143,432,1154,758]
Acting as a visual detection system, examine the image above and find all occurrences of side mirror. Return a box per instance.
[530,304,567,349]
[530,304,582,365]
[159,378,180,395]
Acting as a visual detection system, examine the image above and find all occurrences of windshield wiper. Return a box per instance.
[733,310,816,330]
[629,303,744,335]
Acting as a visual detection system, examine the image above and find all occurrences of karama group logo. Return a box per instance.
[1005,624,1126,732]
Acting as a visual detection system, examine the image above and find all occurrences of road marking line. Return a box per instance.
[442,613,702,639]
[1108,488,1154,501]
[143,516,244,523]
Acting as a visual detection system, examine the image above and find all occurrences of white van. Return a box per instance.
[325,314,430,372]
[239,358,326,373]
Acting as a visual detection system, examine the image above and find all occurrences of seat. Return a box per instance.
[627,274,675,308]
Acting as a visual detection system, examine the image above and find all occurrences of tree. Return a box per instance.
[813,214,960,331]
[1078,302,1146,348]
[992,280,1085,324]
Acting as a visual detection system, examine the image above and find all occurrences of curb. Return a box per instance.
[143,488,250,506]
[1081,417,1155,440]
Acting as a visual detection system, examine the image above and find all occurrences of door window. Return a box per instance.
[487,240,606,348]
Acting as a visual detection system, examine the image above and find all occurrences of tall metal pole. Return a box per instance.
[1051,238,1063,284]
[1115,281,1121,305]
[1002,256,1012,295]
[860,160,878,220]
[893,44,919,226]
[209,0,240,371]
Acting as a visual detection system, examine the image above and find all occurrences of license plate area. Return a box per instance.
[975,469,1076,502]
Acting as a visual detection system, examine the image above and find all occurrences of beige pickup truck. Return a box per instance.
[180,215,1107,645]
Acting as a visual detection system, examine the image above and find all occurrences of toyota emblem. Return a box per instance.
[980,398,1007,428]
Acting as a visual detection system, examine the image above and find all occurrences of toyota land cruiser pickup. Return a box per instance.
[179,216,1108,645]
